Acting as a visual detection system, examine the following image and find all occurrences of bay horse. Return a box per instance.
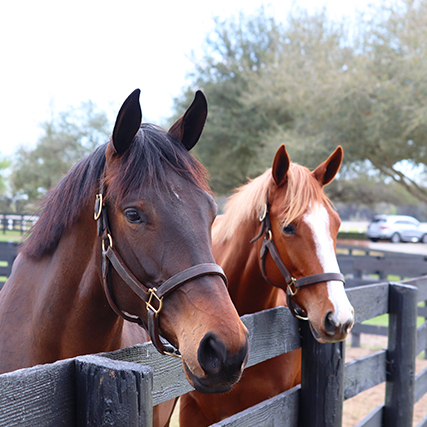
[180,144,354,426]
[0,90,249,426]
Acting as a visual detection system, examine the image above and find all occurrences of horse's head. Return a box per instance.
[260,144,354,343]
[99,90,248,392]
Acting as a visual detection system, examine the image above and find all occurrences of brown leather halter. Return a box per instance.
[251,193,345,321]
[94,178,227,358]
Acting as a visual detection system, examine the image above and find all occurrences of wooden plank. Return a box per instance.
[346,283,389,323]
[403,276,427,302]
[354,405,383,427]
[415,366,427,404]
[417,321,427,357]
[103,306,300,406]
[208,385,299,427]
[344,350,387,400]
[383,284,417,427]
[299,322,345,427]
[0,359,75,427]
[241,306,300,368]
[351,324,388,337]
[75,355,153,427]
[100,342,190,406]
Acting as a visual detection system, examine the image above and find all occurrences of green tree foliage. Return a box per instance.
[173,1,427,202]
[10,101,110,209]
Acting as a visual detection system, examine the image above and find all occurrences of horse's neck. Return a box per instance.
[0,215,125,369]
[213,219,283,316]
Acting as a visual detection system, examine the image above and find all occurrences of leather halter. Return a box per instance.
[251,193,345,320]
[94,179,227,358]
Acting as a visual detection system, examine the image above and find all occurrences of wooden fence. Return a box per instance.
[0,214,38,235]
[337,243,427,352]
[1,277,426,426]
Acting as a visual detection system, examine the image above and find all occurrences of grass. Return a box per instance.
[0,230,25,243]
[364,301,426,328]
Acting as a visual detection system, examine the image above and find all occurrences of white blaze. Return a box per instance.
[303,205,354,324]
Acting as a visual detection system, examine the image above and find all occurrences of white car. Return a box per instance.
[366,215,427,243]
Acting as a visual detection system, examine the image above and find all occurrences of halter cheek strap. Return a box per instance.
[95,184,227,357]
[251,194,346,320]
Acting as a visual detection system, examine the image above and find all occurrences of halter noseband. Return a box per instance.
[94,180,227,358]
[251,193,345,321]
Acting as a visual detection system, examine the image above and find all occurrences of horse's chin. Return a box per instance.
[309,322,327,343]
[181,359,240,394]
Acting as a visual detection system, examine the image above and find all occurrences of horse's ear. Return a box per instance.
[312,146,343,186]
[168,91,208,151]
[272,144,290,186]
[111,89,142,155]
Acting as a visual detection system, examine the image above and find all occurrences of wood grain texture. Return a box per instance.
[209,385,299,427]
[0,359,75,427]
[344,350,387,400]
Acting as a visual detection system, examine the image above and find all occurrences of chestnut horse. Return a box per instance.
[0,90,249,426]
[180,144,354,426]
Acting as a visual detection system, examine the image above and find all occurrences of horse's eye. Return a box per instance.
[125,209,141,223]
[283,224,296,235]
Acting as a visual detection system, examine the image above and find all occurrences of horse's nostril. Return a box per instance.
[324,312,339,336]
[343,318,354,333]
[198,332,227,376]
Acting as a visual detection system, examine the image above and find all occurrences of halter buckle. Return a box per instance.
[146,288,163,316]
[287,278,298,296]
[94,194,103,220]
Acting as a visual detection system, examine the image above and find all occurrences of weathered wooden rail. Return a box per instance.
[1,277,426,426]
[337,243,427,356]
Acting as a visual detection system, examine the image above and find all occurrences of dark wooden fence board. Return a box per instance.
[103,306,301,406]
[241,307,300,368]
[355,405,383,427]
[344,350,387,400]
[351,324,388,337]
[75,355,153,427]
[383,283,417,427]
[415,367,427,404]
[404,276,427,301]
[417,321,427,356]
[346,283,389,323]
[101,342,189,406]
[209,385,299,427]
[299,322,345,427]
[0,359,75,427]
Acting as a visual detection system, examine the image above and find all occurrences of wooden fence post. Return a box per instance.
[383,283,417,427]
[299,321,345,427]
[75,355,153,427]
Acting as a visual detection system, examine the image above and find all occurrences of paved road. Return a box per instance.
[338,239,427,256]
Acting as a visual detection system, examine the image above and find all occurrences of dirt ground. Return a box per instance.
[343,334,427,427]
[170,334,427,427]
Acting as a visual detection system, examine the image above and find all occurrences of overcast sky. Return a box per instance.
[0,0,381,157]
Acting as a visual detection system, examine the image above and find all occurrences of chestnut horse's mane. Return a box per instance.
[21,124,210,259]
[213,162,331,244]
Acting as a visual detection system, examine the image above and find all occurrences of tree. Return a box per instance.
[172,1,427,203]
[10,101,110,209]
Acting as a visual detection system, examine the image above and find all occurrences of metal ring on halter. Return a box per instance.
[102,233,113,252]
